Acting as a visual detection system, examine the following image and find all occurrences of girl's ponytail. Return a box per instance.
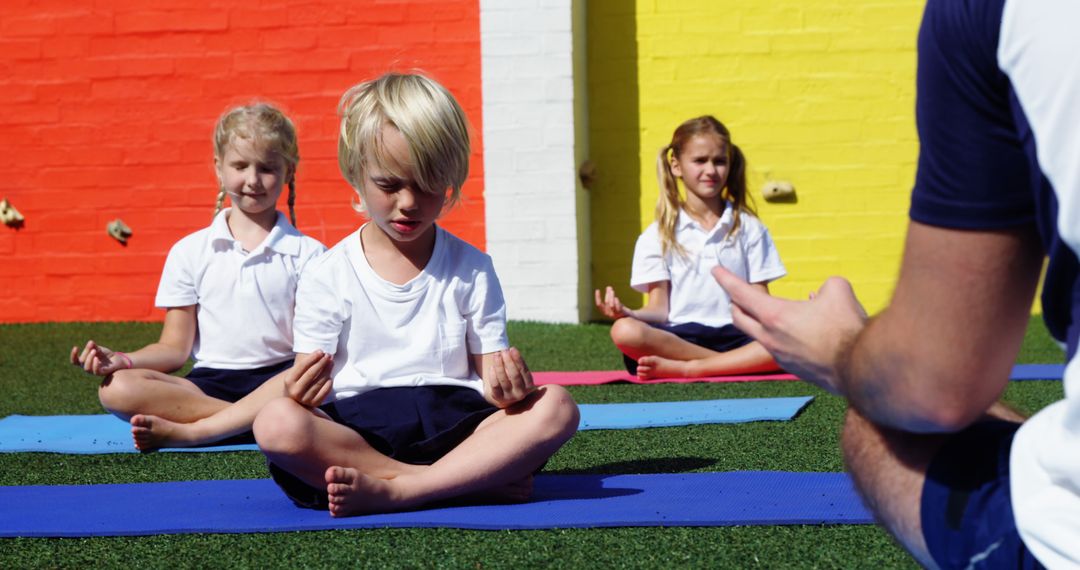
[213,188,227,220]
[655,145,687,258]
[287,179,297,226]
[724,142,756,239]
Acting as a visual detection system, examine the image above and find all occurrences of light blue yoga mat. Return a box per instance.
[0,471,871,537]
[0,396,812,454]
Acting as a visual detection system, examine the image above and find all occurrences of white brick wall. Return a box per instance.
[480,0,589,323]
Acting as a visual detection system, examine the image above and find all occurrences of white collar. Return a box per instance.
[676,202,734,239]
[209,208,301,256]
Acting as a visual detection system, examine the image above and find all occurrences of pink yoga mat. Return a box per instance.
[532,370,799,386]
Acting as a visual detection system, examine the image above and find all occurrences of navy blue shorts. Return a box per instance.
[269,385,498,509]
[185,359,292,445]
[186,359,293,403]
[622,322,754,374]
[921,420,1043,569]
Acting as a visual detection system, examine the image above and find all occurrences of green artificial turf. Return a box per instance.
[0,317,1065,569]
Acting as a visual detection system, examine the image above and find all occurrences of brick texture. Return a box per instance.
[589,0,924,315]
[0,0,484,323]
[480,0,590,323]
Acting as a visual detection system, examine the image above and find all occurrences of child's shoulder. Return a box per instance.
[636,221,663,242]
[436,226,492,267]
[167,222,218,257]
[310,230,358,267]
[272,213,327,256]
[734,208,768,232]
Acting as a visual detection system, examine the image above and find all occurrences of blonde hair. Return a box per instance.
[337,72,470,213]
[656,115,754,258]
[212,102,300,225]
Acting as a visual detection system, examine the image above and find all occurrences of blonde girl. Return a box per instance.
[70,103,325,442]
[595,115,786,379]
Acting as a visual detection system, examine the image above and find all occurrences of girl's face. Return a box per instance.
[671,134,729,203]
[215,138,290,219]
[359,125,446,243]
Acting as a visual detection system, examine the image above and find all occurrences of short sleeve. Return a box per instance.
[629,225,670,292]
[463,254,510,355]
[292,255,345,355]
[742,219,787,284]
[909,0,1034,229]
[154,240,198,308]
[296,238,327,276]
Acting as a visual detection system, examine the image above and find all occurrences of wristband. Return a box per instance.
[115,352,134,369]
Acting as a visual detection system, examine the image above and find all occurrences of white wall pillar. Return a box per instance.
[480,0,590,323]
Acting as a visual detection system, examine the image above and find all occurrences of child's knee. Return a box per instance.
[253,397,314,454]
[610,317,646,350]
[532,385,580,440]
[97,369,145,415]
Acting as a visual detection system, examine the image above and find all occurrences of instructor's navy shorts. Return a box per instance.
[921,420,1043,569]
[269,385,498,510]
[622,322,753,374]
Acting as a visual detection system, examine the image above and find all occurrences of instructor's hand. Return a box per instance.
[713,267,867,395]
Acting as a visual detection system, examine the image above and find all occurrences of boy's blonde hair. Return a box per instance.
[213,102,300,225]
[656,115,754,258]
[337,72,470,212]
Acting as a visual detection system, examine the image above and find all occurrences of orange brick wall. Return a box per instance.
[0,0,485,323]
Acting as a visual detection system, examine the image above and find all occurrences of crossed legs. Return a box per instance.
[98,369,232,423]
[253,385,579,517]
[841,403,1027,568]
[609,317,779,379]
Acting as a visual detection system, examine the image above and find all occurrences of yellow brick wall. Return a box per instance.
[588,0,925,317]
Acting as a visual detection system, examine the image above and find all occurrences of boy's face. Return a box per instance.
[359,125,446,243]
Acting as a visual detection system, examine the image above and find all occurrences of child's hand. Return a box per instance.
[285,351,334,407]
[594,286,635,320]
[482,347,536,408]
[70,340,130,376]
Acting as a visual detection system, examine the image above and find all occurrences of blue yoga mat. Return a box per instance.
[0,396,812,454]
[1010,363,1065,380]
[0,471,871,537]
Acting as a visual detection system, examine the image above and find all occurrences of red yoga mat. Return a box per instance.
[532,370,799,386]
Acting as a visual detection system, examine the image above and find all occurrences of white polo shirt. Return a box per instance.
[293,225,509,401]
[630,204,785,328]
[155,209,326,370]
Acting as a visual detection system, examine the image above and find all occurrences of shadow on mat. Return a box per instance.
[545,456,716,475]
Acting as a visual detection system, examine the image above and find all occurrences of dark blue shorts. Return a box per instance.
[185,359,293,445]
[269,385,498,509]
[921,420,1043,569]
[622,322,754,374]
[186,359,293,403]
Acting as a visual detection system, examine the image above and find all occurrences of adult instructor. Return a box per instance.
[715,0,1080,567]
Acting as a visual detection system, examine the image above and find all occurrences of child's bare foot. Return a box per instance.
[131,414,199,452]
[325,466,409,517]
[636,355,692,379]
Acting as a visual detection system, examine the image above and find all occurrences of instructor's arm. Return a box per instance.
[716,220,1043,432]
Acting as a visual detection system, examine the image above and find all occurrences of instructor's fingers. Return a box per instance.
[729,303,768,343]
[712,266,777,320]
